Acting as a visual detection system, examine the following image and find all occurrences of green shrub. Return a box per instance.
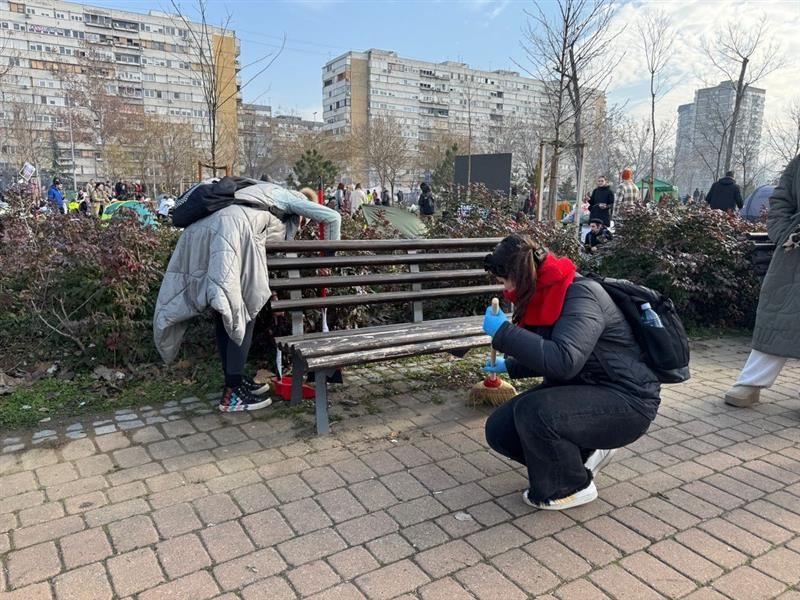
[596,201,765,329]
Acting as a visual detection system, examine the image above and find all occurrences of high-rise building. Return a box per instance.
[675,81,766,195]
[0,0,240,188]
[322,49,550,148]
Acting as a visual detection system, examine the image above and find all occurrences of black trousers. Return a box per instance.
[485,384,652,502]
[214,312,255,388]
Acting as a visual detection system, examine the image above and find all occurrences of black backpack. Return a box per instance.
[419,191,435,215]
[172,176,257,228]
[585,273,690,384]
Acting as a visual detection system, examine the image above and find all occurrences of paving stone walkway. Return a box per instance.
[1,336,800,600]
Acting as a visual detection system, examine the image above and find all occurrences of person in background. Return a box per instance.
[698,190,706,203]
[584,218,613,252]
[615,169,639,211]
[154,184,341,413]
[373,189,381,205]
[724,155,800,408]
[77,184,91,215]
[706,171,743,212]
[350,183,366,216]
[91,181,110,217]
[693,188,700,201]
[381,187,391,206]
[481,235,660,510]
[419,182,435,217]
[589,175,614,226]
[47,178,66,214]
[396,189,404,205]
[334,182,345,211]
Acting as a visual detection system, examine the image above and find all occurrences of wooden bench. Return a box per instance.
[747,231,776,278]
[266,238,503,434]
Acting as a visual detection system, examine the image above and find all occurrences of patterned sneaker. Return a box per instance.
[219,386,272,412]
[242,375,270,397]
[584,449,617,476]
[522,481,598,511]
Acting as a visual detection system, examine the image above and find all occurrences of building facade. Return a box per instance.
[0,0,240,189]
[322,49,558,182]
[675,81,766,195]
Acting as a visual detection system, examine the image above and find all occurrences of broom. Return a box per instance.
[469,298,518,406]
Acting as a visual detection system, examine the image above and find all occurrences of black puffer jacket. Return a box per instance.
[492,276,661,420]
[706,176,743,211]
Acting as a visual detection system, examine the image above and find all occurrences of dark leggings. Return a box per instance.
[214,312,255,388]
[485,384,652,503]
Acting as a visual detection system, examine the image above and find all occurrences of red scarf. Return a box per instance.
[503,254,577,327]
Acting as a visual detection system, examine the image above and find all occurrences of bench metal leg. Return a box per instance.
[313,369,333,435]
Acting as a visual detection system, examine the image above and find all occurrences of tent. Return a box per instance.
[638,178,679,203]
[361,204,427,239]
[741,185,774,221]
[101,200,158,228]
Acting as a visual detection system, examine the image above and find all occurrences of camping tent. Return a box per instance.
[361,204,426,238]
[741,185,775,221]
[638,178,679,203]
[101,200,158,228]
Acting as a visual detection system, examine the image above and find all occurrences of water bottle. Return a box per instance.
[640,303,663,328]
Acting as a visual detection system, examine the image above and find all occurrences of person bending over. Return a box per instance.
[482,234,661,510]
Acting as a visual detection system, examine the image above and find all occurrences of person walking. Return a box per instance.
[47,178,66,214]
[396,189,404,205]
[334,182,345,211]
[381,187,391,206]
[350,183,367,216]
[706,171,743,212]
[154,184,341,413]
[615,168,640,212]
[589,176,614,226]
[481,234,660,509]
[724,155,800,407]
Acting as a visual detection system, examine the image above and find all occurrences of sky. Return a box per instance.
[93,0,800,128]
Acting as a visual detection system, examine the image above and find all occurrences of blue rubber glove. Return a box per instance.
[483,305,509,337]
[483,356,507,374]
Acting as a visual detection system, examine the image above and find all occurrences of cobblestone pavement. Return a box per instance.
[1,336,800,600]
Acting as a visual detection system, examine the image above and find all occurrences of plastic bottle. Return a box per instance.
[640,303,663,328]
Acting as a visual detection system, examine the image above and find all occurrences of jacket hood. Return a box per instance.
[719,176,736,185]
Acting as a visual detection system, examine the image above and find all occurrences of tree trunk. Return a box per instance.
[724,58,749,173]
[649,71,657,202]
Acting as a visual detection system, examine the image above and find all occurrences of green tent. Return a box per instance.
[361,205,427,239]
[638,178,680,203]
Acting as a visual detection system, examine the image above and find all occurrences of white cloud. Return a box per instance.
[605,0,800,125]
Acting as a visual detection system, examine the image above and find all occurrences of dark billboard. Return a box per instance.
[454,153,513,196]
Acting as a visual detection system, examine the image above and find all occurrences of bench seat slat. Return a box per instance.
[268,252,488,270]
[269,269,490,291]
[302,334,491,371]
[282,319,485,359]
[276,315,483,347]
[266,238,502,252]
[271,285,502,311]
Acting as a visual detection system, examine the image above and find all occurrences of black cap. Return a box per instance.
[589,218,604,225]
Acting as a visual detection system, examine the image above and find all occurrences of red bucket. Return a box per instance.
[272,376,315,401]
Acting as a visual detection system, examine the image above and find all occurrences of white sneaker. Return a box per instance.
[523,481,598,511]
[585,449,617,476]
[724,384,760,407]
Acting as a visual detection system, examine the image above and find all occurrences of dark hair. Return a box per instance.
[484,234,547,324]
[589,218,604,225]
[725,171,734,177]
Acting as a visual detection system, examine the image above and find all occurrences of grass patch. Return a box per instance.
[0,356,222,430]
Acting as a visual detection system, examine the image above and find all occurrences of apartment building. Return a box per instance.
[0,0,240,187]
[675,81,766,194]
[322,49,554,148]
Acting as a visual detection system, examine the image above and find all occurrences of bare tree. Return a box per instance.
[519,0,620,220]
[356,116,412,196]
[638,10,674,201]
[1,102,50,179]
[703,17,783,173]
[170,0,283,172]
[694,100,734,183]
[766,99,800,168]
[239,112,276,179]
